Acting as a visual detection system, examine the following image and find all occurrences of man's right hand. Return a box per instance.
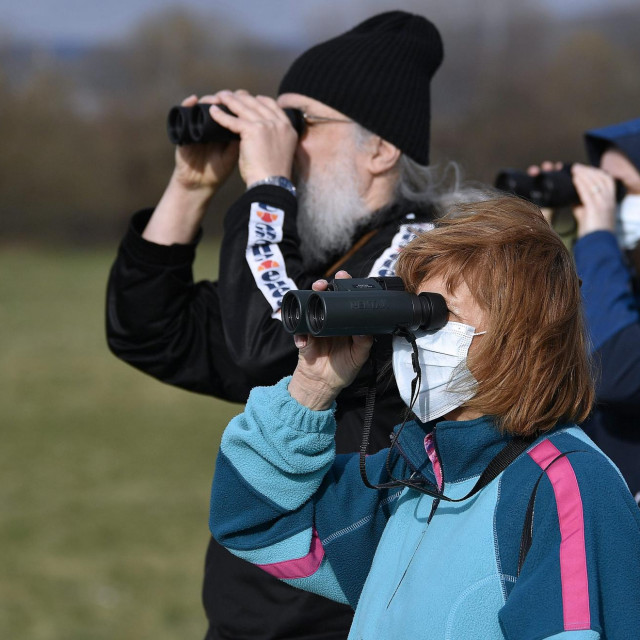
[143,90,298,247]
[142,93,242,246]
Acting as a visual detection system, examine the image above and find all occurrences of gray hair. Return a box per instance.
[395,155,497,216]
[352,123,497,217]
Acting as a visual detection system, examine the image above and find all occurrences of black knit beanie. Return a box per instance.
[278,11,444,165]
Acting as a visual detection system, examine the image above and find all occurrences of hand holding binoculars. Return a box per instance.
[167,103,306,146]
[495,164,625,208]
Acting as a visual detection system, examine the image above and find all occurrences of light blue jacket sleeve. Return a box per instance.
[209,376,349,603]
[219,376,338,514]
[209,376,405,608]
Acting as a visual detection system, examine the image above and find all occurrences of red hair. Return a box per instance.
[396,196,594,435]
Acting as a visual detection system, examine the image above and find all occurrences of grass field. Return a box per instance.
[0,241,242,639]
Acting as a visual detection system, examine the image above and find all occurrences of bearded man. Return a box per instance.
[106,11,452,640]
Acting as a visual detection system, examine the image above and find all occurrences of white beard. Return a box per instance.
[296,153,372,271]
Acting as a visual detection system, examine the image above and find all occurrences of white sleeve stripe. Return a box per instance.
[368,221,434,278]
[246,202,298,319]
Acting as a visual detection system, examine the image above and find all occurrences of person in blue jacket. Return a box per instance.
[210,195,640,639]
[532,117,640,504]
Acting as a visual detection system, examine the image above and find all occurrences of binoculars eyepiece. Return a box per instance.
[167,104,306,146]
[282,276,448,337]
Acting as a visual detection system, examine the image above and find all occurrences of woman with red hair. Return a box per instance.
[210,196,640,639]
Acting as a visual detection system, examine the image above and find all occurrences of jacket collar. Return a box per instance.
[394,415,515,485]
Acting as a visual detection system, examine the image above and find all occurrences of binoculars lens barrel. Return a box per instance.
[281,290,313,335]
[305,291,447,336]
[167,106,194,145]
[282,286,448,337]
[167,104,306,146]
[191,104,239,144]
[494,165,580,208]
[307,295,326,335]
[167,104,239,145]
[495,164,626,208]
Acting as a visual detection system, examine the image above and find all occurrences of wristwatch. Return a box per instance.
[246,175,297,197]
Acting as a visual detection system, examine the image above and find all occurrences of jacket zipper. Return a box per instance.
[386,427,442,608]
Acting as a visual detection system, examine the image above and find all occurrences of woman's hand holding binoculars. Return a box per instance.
[288,272,374,411]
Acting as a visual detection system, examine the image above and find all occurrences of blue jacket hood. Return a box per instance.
[584,116,640,171]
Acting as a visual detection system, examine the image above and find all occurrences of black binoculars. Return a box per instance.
[282,276,448,337]
[167,103,306,145]
[495,164,625,208]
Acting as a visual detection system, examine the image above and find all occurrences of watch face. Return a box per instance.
[273,176,296,195]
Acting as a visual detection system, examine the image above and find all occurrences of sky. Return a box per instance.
[1,0,637,47]
[3,0,307,44]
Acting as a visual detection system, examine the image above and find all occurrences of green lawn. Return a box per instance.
[0,242,241,639]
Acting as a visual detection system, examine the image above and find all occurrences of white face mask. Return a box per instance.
[392,322,482,423]
[615,194,640,250]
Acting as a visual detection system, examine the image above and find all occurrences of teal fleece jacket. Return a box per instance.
[210,377,640,639]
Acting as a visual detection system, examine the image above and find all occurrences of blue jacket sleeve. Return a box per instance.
[591,323,640,413]
[573,230,639,352]
[209,377,406,608]
[574,231,640,416]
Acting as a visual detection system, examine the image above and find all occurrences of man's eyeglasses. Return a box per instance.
[301,113,354,128]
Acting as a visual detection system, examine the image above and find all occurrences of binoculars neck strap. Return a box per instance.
[358,328,421,491]
[323,229,379,279]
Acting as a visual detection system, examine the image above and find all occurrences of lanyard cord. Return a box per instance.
[358,328,535,502]
[359,329,418,491]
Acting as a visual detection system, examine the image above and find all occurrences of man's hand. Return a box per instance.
[142,93,241,246]
[287,272,374,411]
[143,89,299,247]
[142,91,298,245]
[208,90,299,186]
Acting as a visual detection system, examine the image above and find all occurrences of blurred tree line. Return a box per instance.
[0,3,638,245]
